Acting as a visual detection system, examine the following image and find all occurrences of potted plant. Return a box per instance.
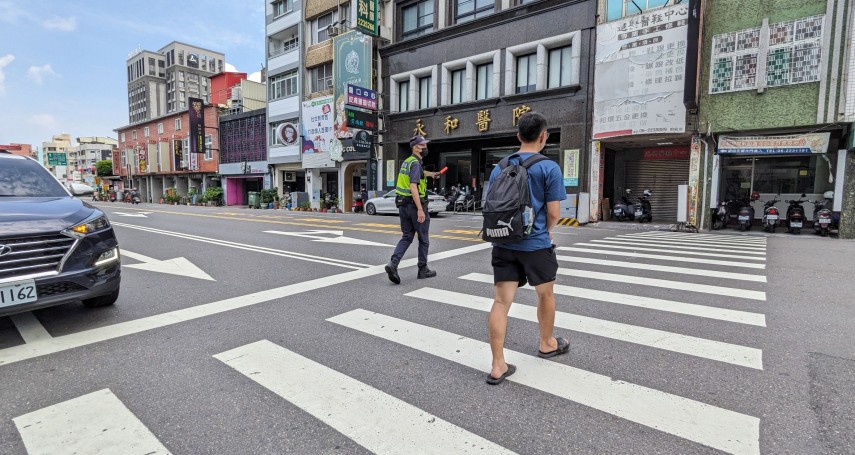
[204,187,224,207]
[273,195,280,209]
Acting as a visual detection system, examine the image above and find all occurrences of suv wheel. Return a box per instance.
[82,289,120,308]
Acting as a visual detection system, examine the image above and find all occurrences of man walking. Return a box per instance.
[485,112,568,385]
[385,135,438,284]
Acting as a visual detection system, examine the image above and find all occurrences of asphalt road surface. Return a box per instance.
[1,201,853,455]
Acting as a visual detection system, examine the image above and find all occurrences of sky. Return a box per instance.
[0,0,266,150]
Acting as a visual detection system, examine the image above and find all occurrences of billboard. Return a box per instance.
[356,0,379,36]
[188,97,205,154]
[187,53,200,69]
[717,133,831,155]
[593,3,690,138]
[333,32,373,147]
[301,95,337,168]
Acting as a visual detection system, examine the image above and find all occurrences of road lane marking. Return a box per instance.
[625,232,767,244]
[0,243,492,367]
[14,389,170,455]
[584,241,766,260]
[215,340,516,455]
[9,312,52,343]
[606,237,768,252]
[406,288,763,367]
[122,250,215,281]
[328,309,761,455]
[557,268,766,301]
[459,273,766,327]
[265,230,393,247]
[443,229,481,235]
[556,256,767,282]
[558,247,766,269]
[617,233,768,246]
[113,222,370,269]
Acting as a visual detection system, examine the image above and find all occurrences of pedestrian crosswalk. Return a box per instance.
[13,231,772,454]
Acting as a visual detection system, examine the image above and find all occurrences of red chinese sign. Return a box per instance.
[643,146,689,160]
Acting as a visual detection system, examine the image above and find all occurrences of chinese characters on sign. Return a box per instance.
[356,0,378,36]
[444,116,459,134]
[346,84,378,111]
[563,149,579,186]
[345,108,379,131]
[717,133,831,155]
[301,95,337,168]
[476,109,491,132]
[688,136,702,227]
[642,146,690,160]
[512,105,532,126]
[414,119,427,136]
[188,97,206,154]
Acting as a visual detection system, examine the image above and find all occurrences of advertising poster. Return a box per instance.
[173,140,185,170]
[717,133,831,155]
[333,32,373,157]
[386,160,396,188]
[563,149,579,187]
[589,141,602,221]
[301,95,337,168]
[276,122,300,146]
[188,97,205,154]
[137,146,147,173]
[593,3,690,138]
[688,136,702,227]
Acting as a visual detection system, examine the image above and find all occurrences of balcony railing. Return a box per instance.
[269,40,299,58]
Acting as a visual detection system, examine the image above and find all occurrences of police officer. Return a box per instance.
[385,135,438,284]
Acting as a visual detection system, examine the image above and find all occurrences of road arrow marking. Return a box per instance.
[265,230,393,247]
[121,250,215,281]
[112,212,152,218]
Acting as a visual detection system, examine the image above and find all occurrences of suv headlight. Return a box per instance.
[64,215,110,238]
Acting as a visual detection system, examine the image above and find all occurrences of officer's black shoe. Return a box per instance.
[417,267,437,279]
[385,263,401,284]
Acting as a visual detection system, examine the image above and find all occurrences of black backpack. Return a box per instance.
[481,153,548,243]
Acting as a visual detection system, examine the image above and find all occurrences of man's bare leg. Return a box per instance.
[535,281,558,353]
[488,281,518,379]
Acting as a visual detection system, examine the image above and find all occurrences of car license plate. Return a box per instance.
[819,221,830,226]
[634,211,643,216]
[0,279,37,308]
[766,214,778,220]
[738,216,749,221]
[790,221,803,228]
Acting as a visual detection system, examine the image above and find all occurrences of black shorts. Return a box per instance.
[491,245,558,287]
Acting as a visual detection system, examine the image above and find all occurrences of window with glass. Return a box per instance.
[270,71,298,99]
[316,13,334,43]
[157,123,164,134]
[476,63,493,100]
[516,53,537,94]
[402,0,434,40]
[132,130,137,140]
[450,69,465,104]
[399,80,410,111]
[272,0,293,17]
[548,46,572,89]
[606,0,668,21]
[205,136,213,160]
[419,77,431,109]
[121,133,126,142]
[455,0,494,24]
[311,63,333,93]
[144,127,150,137]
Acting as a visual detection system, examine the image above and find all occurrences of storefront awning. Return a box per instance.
[717,133,830,155]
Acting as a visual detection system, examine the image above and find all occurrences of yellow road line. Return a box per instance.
[443,229,481,235]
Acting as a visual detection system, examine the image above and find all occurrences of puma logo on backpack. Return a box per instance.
[482,153,548,243]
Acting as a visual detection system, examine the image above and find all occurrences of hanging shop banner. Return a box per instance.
[189,148,198,171]
[386,160,396,188]
[301,95,338,168]
[355,0,379,36]
[188,97,206,154]
[643,146,690,160]
[589,141,602,221]
[688,136,702,227]
[173,140,185,170]
[593,3,690,138]
[717,133,831,155]
[137,146,147,173]
[333,32,373,144]
[346,84,378,111]
[563,149,579,187]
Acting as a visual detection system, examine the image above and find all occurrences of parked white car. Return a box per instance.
[365,190,447,216]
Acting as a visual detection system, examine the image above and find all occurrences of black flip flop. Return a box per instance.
[538,336,570,359]
[485,364,516,385]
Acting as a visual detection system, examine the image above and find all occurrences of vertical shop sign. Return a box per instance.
[589,142,602,221]
[355,0,378,36]
[188,98,205,154]
[688,136,702,227]
[563,149,580,186]
[386,160,396,188]
[137,146,147,173]
[173,140,185,170]
[333,32,373,152]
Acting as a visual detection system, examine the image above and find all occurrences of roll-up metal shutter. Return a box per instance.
[624,159,690,222]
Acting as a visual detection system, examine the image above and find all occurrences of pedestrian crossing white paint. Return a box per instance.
[14,389,170,455]
[459,273,766,327]
[558,247,766,269]
[557,256,767,283]
[626,232,767,244]
[558,268,766,301]
[215,340,516,455]
[584,241,766,261]
[328,309,761,455]
[405,288,763,368]
[608,237,768,252]
[9,312,52,343]
[619,233,768,246]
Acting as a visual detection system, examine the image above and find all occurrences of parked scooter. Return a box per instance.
[811,191,835,237]
[711,199,732,230]
[613,189,635,221]
[454,187,476,212]
[761,195,781,233]
[634,189,653,223]
[736,192,759,231]
[352,195,365,213]
[785,193,808,235]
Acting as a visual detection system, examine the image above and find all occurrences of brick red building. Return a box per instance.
[210,71,247,106]
[0,143,35,158]
[114,104,220,203]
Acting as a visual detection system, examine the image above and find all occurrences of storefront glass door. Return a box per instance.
[720,154,832,202]
[440,151,472,192]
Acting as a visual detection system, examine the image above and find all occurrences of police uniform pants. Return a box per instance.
[390,203,430,268]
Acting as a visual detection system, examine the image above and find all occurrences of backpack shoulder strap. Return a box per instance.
[520,153,549,169]
[497,156,513,170]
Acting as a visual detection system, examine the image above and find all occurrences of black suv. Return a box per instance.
[0,152,121,316]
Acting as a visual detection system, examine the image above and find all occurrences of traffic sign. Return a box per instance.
[47,153,67,166]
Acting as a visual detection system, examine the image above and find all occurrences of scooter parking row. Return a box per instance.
[712,192,839,235]
[612,189,653,223]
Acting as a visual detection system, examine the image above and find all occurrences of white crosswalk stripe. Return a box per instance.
[608,236,768,252]
[557,268,766,300]
[215,340,517,455]
[558,246,766,269]
[625,232,766,244]
[584,241,766,260]
[405,287,763,368]
[328,309,761,455]
[14,389,170,455]
[556,255,767,282]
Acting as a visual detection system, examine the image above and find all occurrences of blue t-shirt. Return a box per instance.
[489,152,566,252]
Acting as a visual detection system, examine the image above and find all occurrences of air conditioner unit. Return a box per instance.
[284,172,296,182]
[327,26,340,37]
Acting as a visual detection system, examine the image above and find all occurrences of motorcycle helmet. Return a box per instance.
[823,191,834,199]
[643,189,652,197]
[625,188,632,194]
[751,191,760,201]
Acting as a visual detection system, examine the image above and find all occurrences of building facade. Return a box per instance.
[0,143,34,159]
[42,133,74,180]
[71,137,118,180]
[380,0,595,216]
[219,109,269,205]
[126,42,224,124]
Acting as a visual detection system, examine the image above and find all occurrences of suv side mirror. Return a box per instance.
[69,183,95,196]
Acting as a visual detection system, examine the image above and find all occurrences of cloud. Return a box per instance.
[248,71,262,83]
[28,114,57,128]
[225,62,238,73]
[42,15,77,31]
[0,1,33,24]
[27,64,57,85]
[0,54,14,96]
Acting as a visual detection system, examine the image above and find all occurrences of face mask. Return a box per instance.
[421,147,429,158]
